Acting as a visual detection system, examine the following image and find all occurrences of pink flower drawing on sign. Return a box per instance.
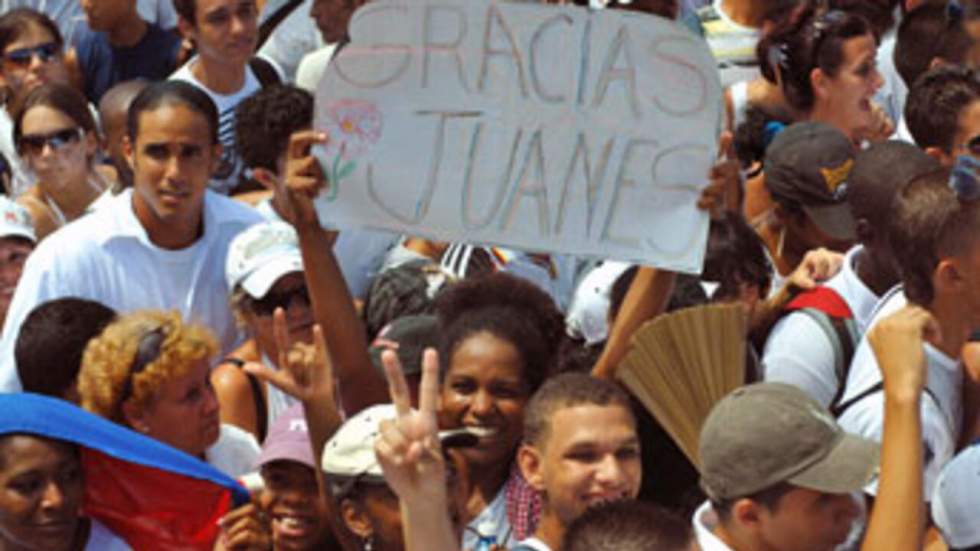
[322,99,383,201]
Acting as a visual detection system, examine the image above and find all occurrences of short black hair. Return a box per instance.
[563,500,692,551]
[16,298,117,398]
[235,85,313,173]
[710,481,796,523]
[127,80,219,145]
[905,65,980,153]
[894,0,975,90]
[702,212,772,301]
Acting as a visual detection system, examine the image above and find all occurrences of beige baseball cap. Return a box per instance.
[699,383,879,501]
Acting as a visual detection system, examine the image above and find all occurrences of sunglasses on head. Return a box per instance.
[2,42,60,68]
[17,127,82,157]
[119,326,168,405]
[249,286,311,316]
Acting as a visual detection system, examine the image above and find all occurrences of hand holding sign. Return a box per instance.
[313,0,722,273]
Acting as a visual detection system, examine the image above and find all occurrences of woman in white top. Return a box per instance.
[13,83,111,240]
[76,309,259,479]
[212,221,313,444]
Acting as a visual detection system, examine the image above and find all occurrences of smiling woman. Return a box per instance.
[0,434,127,551]
[434,272,565,550]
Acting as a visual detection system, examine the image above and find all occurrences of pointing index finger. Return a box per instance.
[418,348,439,417]
[381,349,412,417]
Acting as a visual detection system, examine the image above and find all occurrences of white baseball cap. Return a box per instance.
[321,404,477,497]
[933,444,980,548]
[226,221,303,299]
[0,197,35,243]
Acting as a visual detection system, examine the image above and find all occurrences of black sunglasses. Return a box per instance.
[2,42,61,68]
[249,286,311,316]
[119,326,168,405]
[17,127,82,157]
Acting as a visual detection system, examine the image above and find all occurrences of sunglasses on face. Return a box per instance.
[17,127,82,157]
[2,42,61,68]
[249,286,311,316]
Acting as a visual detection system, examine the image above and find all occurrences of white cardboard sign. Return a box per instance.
[313,0,722,273]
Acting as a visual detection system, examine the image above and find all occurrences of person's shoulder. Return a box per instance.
[204,192,264,228]
[84,518,131,551]
[215,423,261,455]
[143,23,181,49]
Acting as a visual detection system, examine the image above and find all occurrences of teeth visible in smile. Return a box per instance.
[466,426,497,438]
[276,515,312,529]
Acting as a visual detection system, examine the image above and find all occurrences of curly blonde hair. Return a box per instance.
[78,310,218,422]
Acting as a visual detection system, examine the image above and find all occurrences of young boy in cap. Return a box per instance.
[322,403,474,551]
[514,373,642,551]
[762,141,939,407]
[247,404,333,550]
[758,122,858,288]
[694,382,878,551]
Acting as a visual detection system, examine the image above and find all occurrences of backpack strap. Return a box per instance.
[785,286,854,318]
[784,287,860,403]
[248,57,281,88]
[222,357,268,443]
[831,381,942,418]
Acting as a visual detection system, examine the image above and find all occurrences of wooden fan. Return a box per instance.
[616,302,746,468]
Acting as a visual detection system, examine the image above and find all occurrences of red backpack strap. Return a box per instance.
[785,286,854,319]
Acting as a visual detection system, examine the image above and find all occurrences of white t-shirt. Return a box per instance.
[463,486,517,551]
[873,33,907,129]
[255,199,396,300]
[206,423,261,479]
[692,501,734,551]
[85,518,131,550]
[837,287,962,498]
[257,0,322,83]
[171,62,262,195]
[513,537,552,551]
[0,189,262,392]
[762,246,880,408]
[0,109,32,197]
[296,45,338,93]
[697,0,760,87]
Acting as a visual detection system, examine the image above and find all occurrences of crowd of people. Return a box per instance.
[0,0,977,549]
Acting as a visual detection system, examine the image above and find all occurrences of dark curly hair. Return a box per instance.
[235,84,313,172]
[435,272,565,393]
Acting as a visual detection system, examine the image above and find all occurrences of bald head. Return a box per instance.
[98,79,149,188]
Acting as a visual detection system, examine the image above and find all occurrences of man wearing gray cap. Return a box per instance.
[693,382,878,551]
